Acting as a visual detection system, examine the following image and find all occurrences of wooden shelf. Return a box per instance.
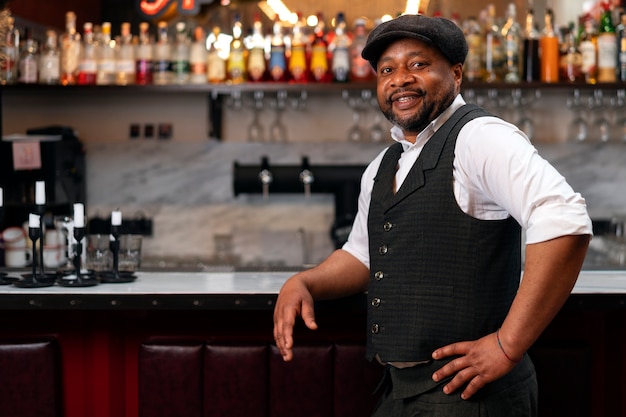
[3,80,625,95]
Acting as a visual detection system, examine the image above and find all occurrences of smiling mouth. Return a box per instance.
[390,93,424,110]
[390,90,424,104]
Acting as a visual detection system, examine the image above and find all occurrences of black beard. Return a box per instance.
[381,89,457,134]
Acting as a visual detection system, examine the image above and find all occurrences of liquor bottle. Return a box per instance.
[189,25,207,84]
[329,12,350,83]
[539,8,560,83]
[268,16,287,82]
[96,22,116,85]
[482,4,505,83]
[115,22,135,85]
[579,13,598,84]
[77,22,97,85]
[501,3,522,83]
[522,7,540,82]
[227,14,247,84]
[135,22,153,85]
[207,25,226,84]
[618,11,626,82]
[18,31,38,84]
[153,21,173,85]
[350,17,373,82]
[463,16,483,82]
[597,1,617,83]
[60,11,81,85]
[172,21,190,85]
[560,24,583,82]
[288,12,309,82]
[1,15,19,84]
[309,13,331,82]
[246,12,267,82]
[39,30,60,85]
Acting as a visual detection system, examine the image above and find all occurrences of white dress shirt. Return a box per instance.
[343,94,593,269]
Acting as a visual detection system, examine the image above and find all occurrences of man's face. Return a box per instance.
[375,38,462,142]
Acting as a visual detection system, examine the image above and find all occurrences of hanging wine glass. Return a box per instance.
[591,89,611,142]
[566,89,589,143]
[247,90,265,142]
[369,91,385,143]
[344,90,365,142]
[269,90,288,143]
[613,89,626,142]
[512,88,537,141]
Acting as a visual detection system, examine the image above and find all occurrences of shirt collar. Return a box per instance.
[390,94,467,151]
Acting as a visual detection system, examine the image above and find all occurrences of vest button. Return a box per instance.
[371,324,380,334]
[383,222,393,231]
[371,297,381,307]
[378,245,388,255]
[374,271,384,281]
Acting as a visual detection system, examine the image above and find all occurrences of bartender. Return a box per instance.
[273,14,592,416]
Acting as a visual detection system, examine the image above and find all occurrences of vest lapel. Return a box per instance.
[372,142,404,209]
[385,104,483,211]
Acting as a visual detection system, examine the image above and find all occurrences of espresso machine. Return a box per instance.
[0,126,86,229]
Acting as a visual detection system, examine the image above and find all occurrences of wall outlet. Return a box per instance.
[143,124,155,139]
[129,123,141,139]
[158,123,173,140]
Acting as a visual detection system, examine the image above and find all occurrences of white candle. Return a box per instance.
[29,213,40,228]
[73,203,85,228]
[111,210,122,226]
[35,181,46,205]
[0,187,3,207]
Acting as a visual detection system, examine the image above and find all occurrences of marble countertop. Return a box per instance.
[0,270,624,310]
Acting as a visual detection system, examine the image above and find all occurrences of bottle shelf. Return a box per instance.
[3,80,626,96]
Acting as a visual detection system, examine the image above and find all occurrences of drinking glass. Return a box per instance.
[86,234,112,272]
[53,215,75,273]
[118,234,142,272]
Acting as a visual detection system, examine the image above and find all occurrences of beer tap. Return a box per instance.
[258,156,273,200]
[299,157,314,200]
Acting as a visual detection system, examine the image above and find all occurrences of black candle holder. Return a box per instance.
[0,207,19,285]
[56,225,98,287]
[37,204,46,275]
[99,224,136,283]
[13,221,55,288]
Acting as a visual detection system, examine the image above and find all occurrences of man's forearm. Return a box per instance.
[498,234,591,358]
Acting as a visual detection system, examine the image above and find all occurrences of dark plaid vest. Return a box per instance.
[366,104,521,362]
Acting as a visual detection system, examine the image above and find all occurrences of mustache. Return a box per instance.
[387,88,426,104]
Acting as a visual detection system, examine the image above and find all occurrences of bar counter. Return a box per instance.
[1,269,626,310]
[0,270,625,417]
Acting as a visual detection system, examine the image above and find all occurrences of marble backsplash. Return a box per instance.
[86,140,384,268]
[83,139,626,268]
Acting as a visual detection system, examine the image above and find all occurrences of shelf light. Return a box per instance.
[404,0,430,14]
[258,0,292,22]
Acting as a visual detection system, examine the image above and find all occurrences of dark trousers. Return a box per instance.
[371,355,537,417]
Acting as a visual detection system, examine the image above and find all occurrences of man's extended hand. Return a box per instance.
[273,277,318,361]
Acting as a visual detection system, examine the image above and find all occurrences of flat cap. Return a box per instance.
[361,14,468,69]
